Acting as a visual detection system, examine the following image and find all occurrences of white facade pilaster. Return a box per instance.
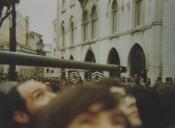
[162,0,175,79]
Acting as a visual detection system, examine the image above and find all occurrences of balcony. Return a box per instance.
[36,49,46,56]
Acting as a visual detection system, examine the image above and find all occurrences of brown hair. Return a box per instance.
[32,85,121,128]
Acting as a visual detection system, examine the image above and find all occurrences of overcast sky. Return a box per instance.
[17,0,57,44]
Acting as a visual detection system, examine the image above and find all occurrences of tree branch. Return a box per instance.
[0,9,12,28]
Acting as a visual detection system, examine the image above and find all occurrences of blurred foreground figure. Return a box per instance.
[0,81,17,128]
[0,80,56,128]
[98,78,142,128]
[32,85,133,128]
[153,84,175,128]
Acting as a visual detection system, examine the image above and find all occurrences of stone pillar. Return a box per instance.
[162,0,175,79]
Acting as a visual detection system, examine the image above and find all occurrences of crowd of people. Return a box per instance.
[0,74,175,128]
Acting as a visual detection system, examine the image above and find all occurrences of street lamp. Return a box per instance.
[9,0,19,81]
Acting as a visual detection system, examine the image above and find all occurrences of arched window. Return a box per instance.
[135,0,142,26]
[85,49,96,62]
[84,49,96,80]
[70,55,74,60]
[61,22,65,48]
[108,48,120,77]
[129,44,146,76]
[46,68,49,73]
[70,22,74,45]
[83,11,89,42]
[112,0,118,33]
[91,6,97,40]
[62,0,65,9]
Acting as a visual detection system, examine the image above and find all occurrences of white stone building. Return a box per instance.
[43,43,60,78]
[162,0,175,79]
[0,11,45,78]
[54,0,175,81]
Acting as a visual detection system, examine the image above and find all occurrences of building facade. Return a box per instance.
[43,43,60,78]
[0,11,45,78]
[162,0,175,79]
[54,0,174,81]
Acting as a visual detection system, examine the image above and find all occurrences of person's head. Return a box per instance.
[146,78,151,85]
[138,77,145,86]
[98,78,142,128]
[15,80,56,114]
[165,77,173,85]
[127,86,162,128]
[155,84,175,126]
[32,85,132,128]
[154,77,162,86]
[0,91,7,127]
[157,77,162,82]
[0,81,18,127]
[5,80,56,127]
